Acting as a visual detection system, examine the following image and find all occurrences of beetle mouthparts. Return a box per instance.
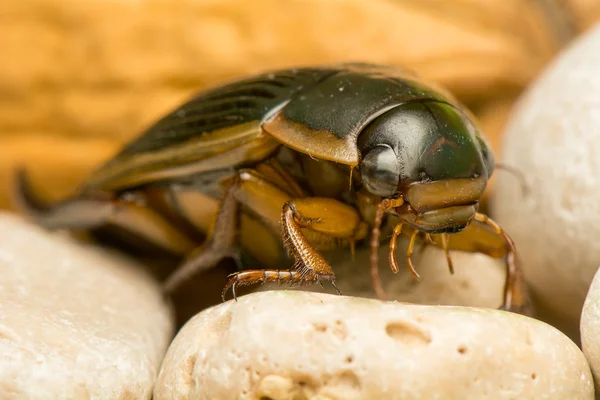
[396,204,478,234]
[404,176,486,213]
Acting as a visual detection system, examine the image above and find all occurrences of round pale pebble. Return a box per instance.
[491,23,600,327]
[323,244,506,310]
[0,212,174,399]
[581,266,600,391]
[153,291,593,400]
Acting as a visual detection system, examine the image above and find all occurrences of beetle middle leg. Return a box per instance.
[214,171,367,300]
[163,168,367,297]
[222,196,368,300]
[222,197,364,300]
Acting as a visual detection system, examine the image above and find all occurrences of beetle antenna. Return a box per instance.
[495,163,529,197]
[349,166,354,190]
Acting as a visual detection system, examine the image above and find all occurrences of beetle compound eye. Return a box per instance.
[476,136,495,177]
[360,145,400,198]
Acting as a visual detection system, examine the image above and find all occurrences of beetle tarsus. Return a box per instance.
[221,269,322,301]
[330,279,342,295]
[13,168,52,214]
[281,202,337,279]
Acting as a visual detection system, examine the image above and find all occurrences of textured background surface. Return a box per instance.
[2,0,598,210]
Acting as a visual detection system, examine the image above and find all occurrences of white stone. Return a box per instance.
[329,245,506,310]
[491,23,600,325]
[0,212,174,399]
[253,243,507,311]
[154,291,593,400]
[581,266,600,391]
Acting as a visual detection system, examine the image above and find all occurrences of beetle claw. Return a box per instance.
[331,279,342,295]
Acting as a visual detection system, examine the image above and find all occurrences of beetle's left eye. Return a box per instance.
[477,136,495,178]
[359,145,400,198]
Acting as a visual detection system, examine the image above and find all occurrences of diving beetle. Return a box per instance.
[15,63,529,313]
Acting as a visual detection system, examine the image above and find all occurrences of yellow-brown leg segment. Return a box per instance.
[388,222,404,273]
[222,197,365,300]
[15,169,197,255]
[425,213,530,314]
[405,229,421,281]
[222,269,340,301]
[370,197,405,300]
[473,213,530,315]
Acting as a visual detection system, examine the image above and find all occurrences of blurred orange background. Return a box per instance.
[1,0,599,210]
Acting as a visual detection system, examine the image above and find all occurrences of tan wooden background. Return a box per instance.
[1,0,599,209]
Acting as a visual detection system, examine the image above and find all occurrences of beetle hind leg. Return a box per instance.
[14,169,196,254]
[14,169,116,230]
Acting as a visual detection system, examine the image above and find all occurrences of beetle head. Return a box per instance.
[357,100,494,233]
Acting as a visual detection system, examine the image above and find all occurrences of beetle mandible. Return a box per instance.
[15,63,529,313]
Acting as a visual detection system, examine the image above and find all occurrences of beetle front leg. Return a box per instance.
[472,213,529,315]
[428,215,531,315]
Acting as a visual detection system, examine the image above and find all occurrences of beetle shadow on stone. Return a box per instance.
[89,226,242,329]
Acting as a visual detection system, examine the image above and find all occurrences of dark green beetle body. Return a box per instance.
[15,63,528,313]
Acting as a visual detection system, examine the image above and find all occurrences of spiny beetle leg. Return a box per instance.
[473,213,532,316]
[221,269,341,301]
